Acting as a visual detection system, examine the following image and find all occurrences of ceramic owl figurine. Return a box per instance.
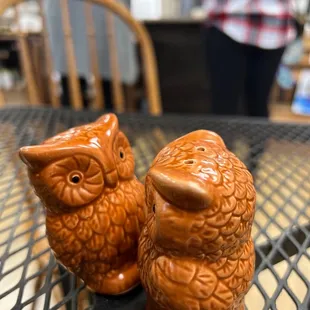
[138,130,256,310]
[19,114,146,295]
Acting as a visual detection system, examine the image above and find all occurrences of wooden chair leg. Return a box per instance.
[124,84,137,112]
[39,0,61,108]
[30,37,45,103]
[84,1,105,110]
[14,7,41,105]
[0,89,5,107]
[105,11,125,113]
[60,0,83,110]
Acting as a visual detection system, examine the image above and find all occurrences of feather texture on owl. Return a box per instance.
[19,114,146,295]
[138,130,256,310]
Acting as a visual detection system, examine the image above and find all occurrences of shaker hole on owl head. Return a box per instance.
[184,159,195,165]
[197,146,206,152]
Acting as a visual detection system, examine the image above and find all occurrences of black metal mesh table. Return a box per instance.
[0,107,309,310]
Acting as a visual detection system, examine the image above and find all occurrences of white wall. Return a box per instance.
[131,0,310,20]
[131,0,181,20]
[294,0,309,14]
[131,0,162,20]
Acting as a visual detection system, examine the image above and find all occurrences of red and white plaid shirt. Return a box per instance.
[204,0,297,49]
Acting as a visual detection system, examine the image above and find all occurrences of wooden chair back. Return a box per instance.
[0,0,162,115]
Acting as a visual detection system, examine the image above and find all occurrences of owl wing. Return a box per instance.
[129,178,146,229]
[184,147,256,245]
[200,152,256,292]
[212,239,255,297]
[86,179,146,263]
[150,256,234,310]
[46,214,83,270]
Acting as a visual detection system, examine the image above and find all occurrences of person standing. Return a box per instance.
[204,0,297,117]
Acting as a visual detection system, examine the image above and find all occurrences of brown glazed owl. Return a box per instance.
[19,114,146,295]
[138,130,256,310]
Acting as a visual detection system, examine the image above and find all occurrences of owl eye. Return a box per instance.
[68,171,83,185]
[42,155,104,207]
[152,204,156,213]
[71,175,80,184]
[113,132,134,179]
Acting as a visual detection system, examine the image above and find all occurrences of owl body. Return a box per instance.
[138,130,256,310]
[47,178,145,293]
[20,114,146,295]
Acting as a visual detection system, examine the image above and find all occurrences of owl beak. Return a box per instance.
[105,169,118,188]
[148,167,213,210]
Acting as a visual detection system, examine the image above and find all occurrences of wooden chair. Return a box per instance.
[0,1,162,308]
[0,1,41,106]
[0,0,162,115]
[0,89,5,107]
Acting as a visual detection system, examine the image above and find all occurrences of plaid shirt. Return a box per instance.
[204,0,297,49]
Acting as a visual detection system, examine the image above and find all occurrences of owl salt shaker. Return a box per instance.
[19,114,146,295]
[138,130,256,310]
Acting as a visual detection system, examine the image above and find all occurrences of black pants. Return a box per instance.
[205,26,285,117]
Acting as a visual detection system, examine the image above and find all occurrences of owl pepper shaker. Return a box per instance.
[19,114,146,295]
[138,130,256,310]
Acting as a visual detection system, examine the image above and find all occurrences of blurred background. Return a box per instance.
[1,0,310,122]
[0,2,310,310]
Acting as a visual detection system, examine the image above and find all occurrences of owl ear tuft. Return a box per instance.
[19,145,48,170]
[19,145,82,171]
[95,113,119,129]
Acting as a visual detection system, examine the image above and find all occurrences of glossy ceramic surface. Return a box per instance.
[138,130,256,310]
[19,114,146,295]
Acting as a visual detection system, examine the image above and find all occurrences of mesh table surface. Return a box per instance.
[0,107,309,310]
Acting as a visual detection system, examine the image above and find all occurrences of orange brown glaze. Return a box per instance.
[19,114,146,295]
[138,130,256,310]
